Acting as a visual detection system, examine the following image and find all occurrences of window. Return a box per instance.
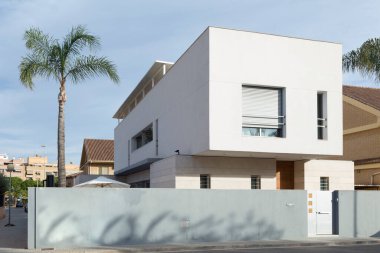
[251,176,261,189]
[317,92,327,140]
[242,85,285,137]
[132,124,153,150]
[100,167,109,175]
[200,174,210,189]
[320,177,329,191]
[90,167,99,175]
[130,180,150,188]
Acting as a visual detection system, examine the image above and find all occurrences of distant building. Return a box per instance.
[0,154,9,164]
[79,139,114,175]
[0,158,24,178]
[0,155,80,182]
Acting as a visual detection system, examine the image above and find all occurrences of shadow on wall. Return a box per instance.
[38,209,284,247]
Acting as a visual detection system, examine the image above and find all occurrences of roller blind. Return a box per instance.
[242,86,283,128]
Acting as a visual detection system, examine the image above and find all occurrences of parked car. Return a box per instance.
[16,200,23,208]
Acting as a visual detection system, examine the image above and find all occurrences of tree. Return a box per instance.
[0,175,8,207]
[343,38,380,82]
[19,26,119,187]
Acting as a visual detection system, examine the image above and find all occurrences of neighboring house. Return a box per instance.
[342,85,380,190]
[80,139,114,175]
[113,27,354,190]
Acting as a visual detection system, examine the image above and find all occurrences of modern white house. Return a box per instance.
[113,27,354,190]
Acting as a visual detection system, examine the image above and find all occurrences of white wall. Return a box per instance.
[295,160,354,190]
[150,155,276,189]
[115,27,344,175]
[208,27,343,159]
[114,30,210,173]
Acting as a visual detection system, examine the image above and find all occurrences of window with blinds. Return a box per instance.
[242,85,285,137]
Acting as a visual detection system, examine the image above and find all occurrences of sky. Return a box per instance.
[0,0,379,164]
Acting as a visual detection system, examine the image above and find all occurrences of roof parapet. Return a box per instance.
[113,61,173,119]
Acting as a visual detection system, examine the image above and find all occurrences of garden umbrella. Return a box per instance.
[74,176,130,188]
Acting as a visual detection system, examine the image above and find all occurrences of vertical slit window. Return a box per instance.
[317,92,327,140]
[242,85,285,137]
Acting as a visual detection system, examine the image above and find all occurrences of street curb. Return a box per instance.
[55,239,380,253]
[4,239,380,252]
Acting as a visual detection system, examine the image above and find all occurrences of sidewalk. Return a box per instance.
[0,237,380,253]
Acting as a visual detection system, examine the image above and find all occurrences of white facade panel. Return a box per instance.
[114,30,210,173]
[208,27,342,159]
[115,27,345,178]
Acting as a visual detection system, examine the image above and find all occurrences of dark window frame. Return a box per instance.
[320,177,329,191]
[251,175,261,189]
[200,174,210,189]
[132,124,153,151]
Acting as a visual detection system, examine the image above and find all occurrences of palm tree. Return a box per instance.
[19,25,119,187]
[343,38,380,82]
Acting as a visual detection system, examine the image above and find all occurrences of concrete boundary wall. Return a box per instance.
[28,188,307,249]
[337,191,380,237]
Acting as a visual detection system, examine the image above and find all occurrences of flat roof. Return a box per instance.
[113,61,173,119]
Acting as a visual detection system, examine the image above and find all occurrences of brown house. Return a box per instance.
[80,139,114,175]
[343,85,380,190]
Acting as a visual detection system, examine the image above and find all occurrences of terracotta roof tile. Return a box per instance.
[343,85,380,111]
[83,139,114,162]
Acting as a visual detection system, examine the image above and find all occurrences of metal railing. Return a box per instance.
[317,117,327,128]
[242,115,286,127]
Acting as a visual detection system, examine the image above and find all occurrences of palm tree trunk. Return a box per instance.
[57,82,66,187]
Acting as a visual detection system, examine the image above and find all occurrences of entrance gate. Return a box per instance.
[307,191,336,236]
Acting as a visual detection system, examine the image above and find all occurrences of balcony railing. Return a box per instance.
[242,115,285,127]
[317,117,327,128]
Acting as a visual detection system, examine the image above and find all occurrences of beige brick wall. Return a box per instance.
[295,160,354,190]
[343,128,380,161]
[150,157,176,188]
[150,155,276,189]
[343,101,377,130]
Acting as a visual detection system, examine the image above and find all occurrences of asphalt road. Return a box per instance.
[174,244,380,253]
[0,207,28,249]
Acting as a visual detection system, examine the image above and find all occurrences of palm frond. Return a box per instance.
[24,27,55,59]
[343,38,380,82]
[65,55,119,84]
[19,54,57,89]
[62,25,100,63]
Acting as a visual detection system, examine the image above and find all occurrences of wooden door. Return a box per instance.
[276,161,295,189]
